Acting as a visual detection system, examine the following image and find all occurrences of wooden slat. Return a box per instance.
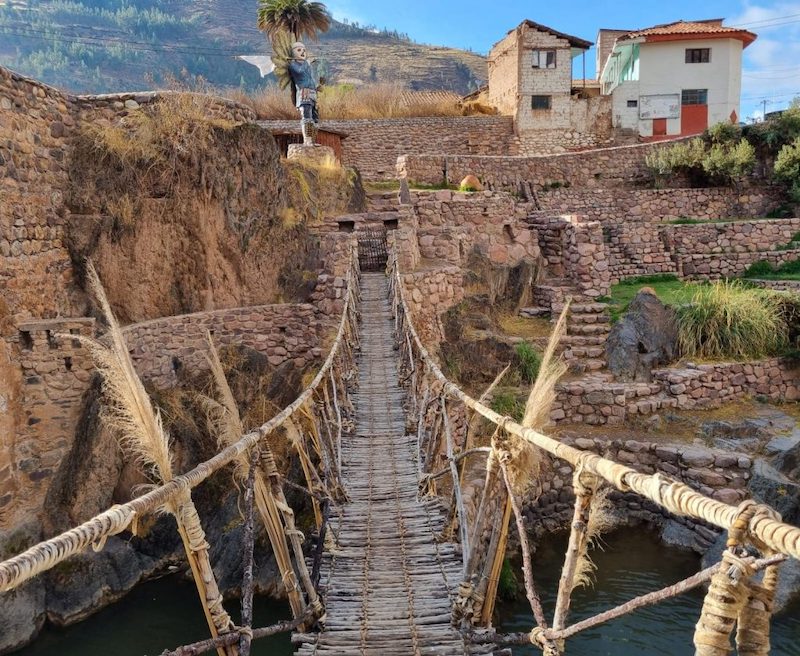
[294,272,495,656]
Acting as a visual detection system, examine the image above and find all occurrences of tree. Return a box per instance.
[257,0,331,104]
[257,0,331,42]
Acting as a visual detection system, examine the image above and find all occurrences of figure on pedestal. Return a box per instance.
[288,41,319,146]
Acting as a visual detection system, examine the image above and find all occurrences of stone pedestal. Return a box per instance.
[287,144,336,166]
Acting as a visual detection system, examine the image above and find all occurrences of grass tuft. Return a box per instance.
[677,280,788,360]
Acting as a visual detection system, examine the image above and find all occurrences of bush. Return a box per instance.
[645,138,705,182]
[513,342,541,384]
[707,121,742,145]
[702,139,756,182]
[490,391,524,422]
[677,281,788,359]
[743,260,775,277]
[775,137,800,203]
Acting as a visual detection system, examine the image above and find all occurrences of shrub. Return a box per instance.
[778,259,800,275]
[702,139,756,182]
[490,391,524,422]
[677,281,788,360]
[645,138,705,183]
[775,137,800,204]
[707,121,742,145]
[743,260,775,278]
[513,341,542,384]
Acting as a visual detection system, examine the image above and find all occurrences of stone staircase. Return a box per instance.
[522,278,611,373]
[366,189,401,213]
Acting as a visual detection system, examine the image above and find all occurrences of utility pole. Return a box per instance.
[761,99,771,121]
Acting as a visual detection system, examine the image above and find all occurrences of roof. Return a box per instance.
[496,20,593,50]
[617,19,757,47]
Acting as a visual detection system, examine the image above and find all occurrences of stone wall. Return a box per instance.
[0,67,78,322]
[401,268,465,346]
[550,358,800,426]
[123,304,325,388]
[528,215,611,298]
[526,436,751,550]
[1,319,95,528]
[410,190,538,267]
[663,218,800,280]
[72,91,256,124]
[260,116,517,180]
[398,138,687,189]
[604,222,676,282]
[535,187,785,223]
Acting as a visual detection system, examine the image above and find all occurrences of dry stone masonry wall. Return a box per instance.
[551,358,800,426]
[527,436,751,550]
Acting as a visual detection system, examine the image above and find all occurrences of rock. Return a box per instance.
[44,536,159,626]
[771,430,800,479]
[702,418,772,454]
[459,174,483,192]
[749,459,800,526]
[660,519,697,551]
[0,524,46,653]
[606,289,678,382]
[0,579,45,653]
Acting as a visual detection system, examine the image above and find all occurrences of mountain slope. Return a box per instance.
[0,0,487,94]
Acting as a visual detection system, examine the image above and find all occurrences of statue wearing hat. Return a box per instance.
[288,41,320,146]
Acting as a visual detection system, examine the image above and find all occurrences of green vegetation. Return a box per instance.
[498,557,521,600]
[743,259,800,280]
[490,391,524,422]
[257,0,331,41]
[513,342,541,384]
[775,137,800,204]
[606,274,694,322]
[677,281,787,360]
[645,135,755,188]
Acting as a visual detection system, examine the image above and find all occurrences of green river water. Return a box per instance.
[17,528,800,655]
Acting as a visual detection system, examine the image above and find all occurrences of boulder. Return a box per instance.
[606,288,678,382]
[459,174,483,192]
[749,459,800,526]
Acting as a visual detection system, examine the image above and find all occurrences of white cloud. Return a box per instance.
[729,2,800,114]
[324,0,369,25]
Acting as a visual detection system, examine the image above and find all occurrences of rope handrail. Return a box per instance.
[0,247,360,594]
[388,250,800,563]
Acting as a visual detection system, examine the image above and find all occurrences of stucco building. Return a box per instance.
[598,19,757,138]
[487,20,612,152]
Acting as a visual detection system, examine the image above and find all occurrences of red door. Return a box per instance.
[681,104,708,135]
[652,118,667,136]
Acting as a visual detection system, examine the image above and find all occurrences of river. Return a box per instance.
[17,527,800,655]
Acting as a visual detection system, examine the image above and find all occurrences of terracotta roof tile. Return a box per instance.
[619,20,756,43]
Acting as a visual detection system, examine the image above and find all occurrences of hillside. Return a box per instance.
[0,0,487,94]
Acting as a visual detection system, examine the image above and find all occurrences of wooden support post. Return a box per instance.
[552,471,596,634]
[480,493,512,627]
[239,448,257,656]
[442,396,470,574]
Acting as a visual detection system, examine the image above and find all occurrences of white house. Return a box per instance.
[598,19,757,138]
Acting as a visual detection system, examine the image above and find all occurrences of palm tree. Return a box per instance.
[257,0,331,42]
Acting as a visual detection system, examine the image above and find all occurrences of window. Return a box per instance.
[531,95,552,110]
[627,99,638,108]
[532,49,556,69]
[681,89,708,105]
[685,48,711,63]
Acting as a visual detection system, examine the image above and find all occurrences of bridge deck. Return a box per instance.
[294,272,495,656]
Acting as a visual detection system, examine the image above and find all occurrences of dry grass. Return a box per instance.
[285,156,358,224]
[503,304,570,496]
[83,92,236,166]
[230,83,476,120]
[496,313,552,341]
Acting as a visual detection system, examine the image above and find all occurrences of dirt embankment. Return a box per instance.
[65,119,359,323]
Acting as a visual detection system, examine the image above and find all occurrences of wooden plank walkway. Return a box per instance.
[294,272,496,656]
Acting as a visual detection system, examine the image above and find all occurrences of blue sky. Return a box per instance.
[325,0,800,121]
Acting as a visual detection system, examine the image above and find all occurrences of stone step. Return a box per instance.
[568,358,606,373]
[569,302,610,314]
[519,306,551,318]
[560,334,607,347]
[569,312,610,324]
[564,346,606,359]
[568,323,611,336]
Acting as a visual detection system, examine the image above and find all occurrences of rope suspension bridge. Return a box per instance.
[1,240,799,656]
